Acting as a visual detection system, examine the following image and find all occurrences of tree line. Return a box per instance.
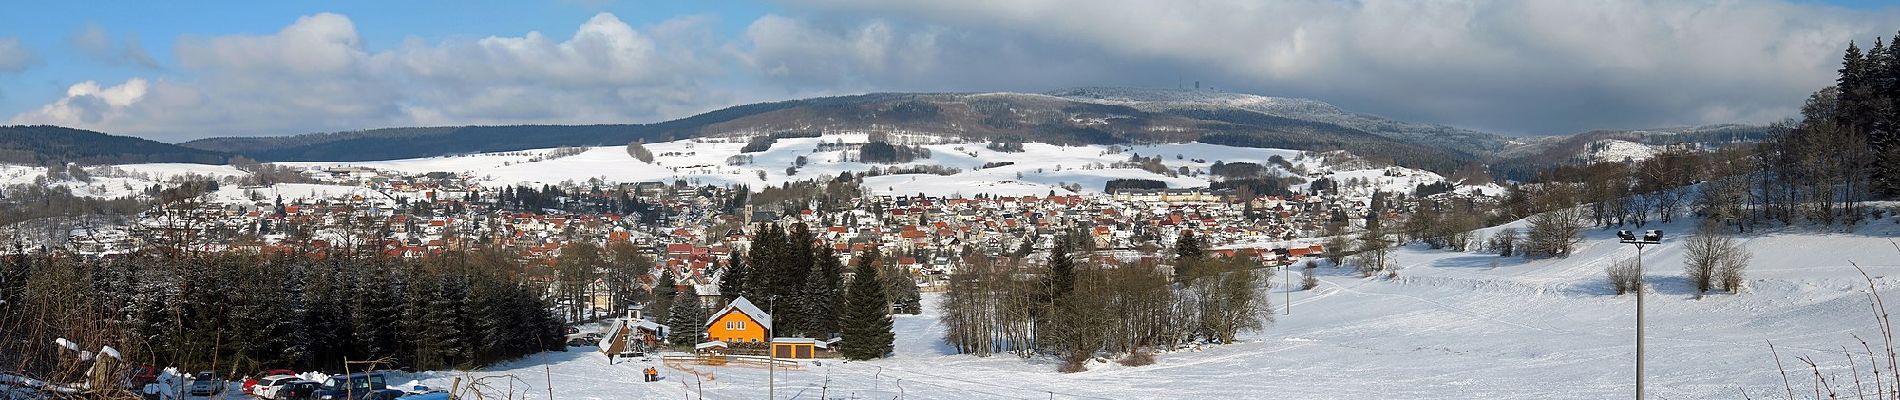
[938,231,1270,372]
[0,247,567,386]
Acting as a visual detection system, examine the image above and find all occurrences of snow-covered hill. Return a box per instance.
[1047,87,1512,157]
[1583,139,1660,163]
[278,133,1464,198]
[381,215,1900,399]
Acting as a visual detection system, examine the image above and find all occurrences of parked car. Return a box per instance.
[277,381,323,400]
[252,375,307,399]
[312,372,403,400]
[393,391,449,400]
[126,365,160,388]
[186,371,224,396]
[243,371,291,394]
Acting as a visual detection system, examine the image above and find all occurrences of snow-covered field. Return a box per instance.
[1587,139,1660,163]
[268,133,1473,198]
[396,216,1900,399]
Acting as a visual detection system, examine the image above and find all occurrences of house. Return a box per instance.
[705,296,771,344]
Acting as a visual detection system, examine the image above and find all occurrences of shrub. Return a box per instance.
[1718,247,1750,293]
[1058,352,1092,373]
[1117,349,1156,367]
[1606,257,1642,295]
[1301,270,1319,290]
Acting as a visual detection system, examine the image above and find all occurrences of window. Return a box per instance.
[726,320,746,330]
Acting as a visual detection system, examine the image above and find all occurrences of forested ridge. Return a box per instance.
[0,125,229,165]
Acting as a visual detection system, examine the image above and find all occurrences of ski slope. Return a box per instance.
[394,215,1900,399]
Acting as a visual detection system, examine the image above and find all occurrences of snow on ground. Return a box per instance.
[267,133,1467,198]
[100,163,250,181]
[403,215,1900,399]
[1588,139,1659,163]
[208,183,393,205]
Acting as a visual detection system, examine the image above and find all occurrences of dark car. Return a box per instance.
[278,381,323,400]
[312,372,404,400]
[186,371,224,396]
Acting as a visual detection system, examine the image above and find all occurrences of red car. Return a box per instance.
[242,369,298,393]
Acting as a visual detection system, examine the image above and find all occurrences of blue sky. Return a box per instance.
[1,0,1897,141]
[0,1,779,116]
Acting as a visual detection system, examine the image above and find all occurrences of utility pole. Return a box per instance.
[1618,229,1662,400]
[768,295,776,400]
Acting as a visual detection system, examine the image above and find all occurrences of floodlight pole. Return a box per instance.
[1634,242,1645,400]
[1620,230,1658,400]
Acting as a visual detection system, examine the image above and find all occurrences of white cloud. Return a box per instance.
[0,37,38,74]
[10,13,740,141]
[14,78,148,124]
[70,23,160,69]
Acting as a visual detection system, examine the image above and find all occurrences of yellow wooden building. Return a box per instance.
[705,296,771,344]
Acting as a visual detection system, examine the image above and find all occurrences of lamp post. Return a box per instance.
[1618,229,1662,400]
[767,295,777,400]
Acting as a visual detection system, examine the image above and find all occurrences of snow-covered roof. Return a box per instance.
[633,318,669,336]
[694,341,729,351]
[770,337,820,345]
[708,296,772,331]
[597,319,627,352]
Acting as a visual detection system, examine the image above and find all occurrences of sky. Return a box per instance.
[1,0,1898,142]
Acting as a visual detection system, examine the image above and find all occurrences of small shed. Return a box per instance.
[771,338,820,359]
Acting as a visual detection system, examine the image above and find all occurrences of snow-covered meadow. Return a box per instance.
[383,216,1900,399]
[271,133,1475,198]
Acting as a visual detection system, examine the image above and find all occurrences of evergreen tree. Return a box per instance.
[746,223,783,301]
[1045,236,1077,302]
[780,223,816,335]
[1174,230,1205,279]
[350,263,401,360]
[278,261,315,368]
[426,275,469,368]
[719,251,748,301]
[667,286,707,346]
[652,271,678,325]
[1175,230,1204,261]
[800,246,845,337]
[840,250,895,360]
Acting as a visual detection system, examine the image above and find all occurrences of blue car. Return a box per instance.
[394,391,450,400]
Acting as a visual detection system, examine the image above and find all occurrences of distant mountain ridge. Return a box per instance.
[1045,87,1512,157]
[181,88,1484,173]
[0,125,229,165]
[1,87,1766,177]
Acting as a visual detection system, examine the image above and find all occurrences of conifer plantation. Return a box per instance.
[0,248,565,379]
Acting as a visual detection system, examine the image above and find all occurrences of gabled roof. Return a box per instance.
[708,296,772,331]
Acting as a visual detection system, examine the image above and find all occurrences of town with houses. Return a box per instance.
[53,161,1352,309]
